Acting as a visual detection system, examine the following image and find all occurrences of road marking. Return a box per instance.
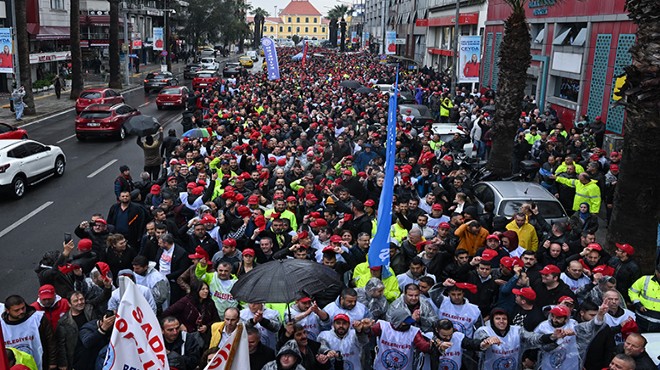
[88,159,118,178]
[18,109,75,129]
[0,201,53,239]
[139,102,150,108]
[56,134,76,144]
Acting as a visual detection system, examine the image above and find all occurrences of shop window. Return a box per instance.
[554,76,580,102]
[553,23,587,46]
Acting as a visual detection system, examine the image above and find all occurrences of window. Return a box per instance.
[280,26,283,32]
[534,27,545,44]
[313,27,317,33]
[263,26,267,32]
[270,26,274,32]
[313,17,317,23]
[8,145,30,159]
[296,17,300,23]
[296,27,300,32]
[288,17,291,22]
[322,27,325,33]
[553,23,587,46]
[50,0,64,9]
[305,17,309,23]
[554,76,580,102]
[305,27,308,32]
[288,26,291,32]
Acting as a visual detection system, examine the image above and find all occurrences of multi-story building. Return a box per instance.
[250,0,329,41]
[482,0,636,133]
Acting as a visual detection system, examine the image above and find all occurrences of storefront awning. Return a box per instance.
[27,24,70,40]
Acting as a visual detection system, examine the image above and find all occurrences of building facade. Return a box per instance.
[250,0,329,41]
[482,0,635,133]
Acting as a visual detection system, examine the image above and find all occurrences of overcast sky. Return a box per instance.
[246,0,345,18]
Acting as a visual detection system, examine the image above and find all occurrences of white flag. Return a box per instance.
[103,277,170,370]
[204,323,250,370]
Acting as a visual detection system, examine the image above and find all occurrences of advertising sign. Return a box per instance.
[0,28,13,74]
[385,31,396,55]
[261,37,280,80]
[459,35,481,83]
[153,27,164,51]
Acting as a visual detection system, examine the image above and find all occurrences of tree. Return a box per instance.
[252,8,269,48]
[485,0,531,177]
[328,5,350,49]
[108,0,122,89]
[606,0,660,272]
[15,0,35,114]
[69,0,84,99]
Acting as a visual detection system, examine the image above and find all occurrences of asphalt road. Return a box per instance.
[0,77,191,301]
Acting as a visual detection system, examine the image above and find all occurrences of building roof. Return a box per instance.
[247,16,283,24]
[280,0,322,16]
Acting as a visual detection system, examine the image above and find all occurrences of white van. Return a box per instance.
[246,50,257,61]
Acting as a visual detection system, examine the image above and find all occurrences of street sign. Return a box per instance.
[394,38,406,45]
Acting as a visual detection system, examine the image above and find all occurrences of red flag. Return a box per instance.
[302,41,308,68]
[0,325,10,369]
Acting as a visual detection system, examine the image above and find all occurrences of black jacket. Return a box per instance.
[250,342,276,370]
[106,202,147,248]
[611,257,642,303]
[532,279,576,309]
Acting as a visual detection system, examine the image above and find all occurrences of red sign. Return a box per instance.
[427,12,479,27]
[427,48,454,56]
[132,39,142,49]
[416,19,429,27]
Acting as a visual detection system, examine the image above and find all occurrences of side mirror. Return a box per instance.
[46,146,52,151]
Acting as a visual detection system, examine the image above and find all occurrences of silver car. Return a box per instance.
[471,181,569,225]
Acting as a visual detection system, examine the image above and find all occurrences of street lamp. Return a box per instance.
[164,8,176,72]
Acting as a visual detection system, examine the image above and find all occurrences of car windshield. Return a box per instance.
[227,63,240,68]
[160,88,180,95]
[80,92,102,99]
[202,59,214,63]
[80,111,112,119]
[500,200,566,219]
[147,73,169,80]
[197,73,214,78]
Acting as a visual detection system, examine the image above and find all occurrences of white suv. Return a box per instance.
[0,139,66,199]
[200,57,219,70]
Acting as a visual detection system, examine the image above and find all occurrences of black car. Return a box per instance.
[183,64,202,79]
[223,62,242,77]
[143,72,179,93]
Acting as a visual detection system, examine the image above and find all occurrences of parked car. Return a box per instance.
[223,62,242,77]
[0,139,66,199]
[156,86,189,110]
[374,84,415,103]
[239,56,254,68]
[75,103,141,141]
[75,88,124,114]
[471,181,569,226]
[144,72,178,93]
[398,104,434,126]
[183,63,203,79]
[427,123,475,158]
[200,57,219,70]
[0,122,28,140]
[246,50,258,61]
[192,70,221,90]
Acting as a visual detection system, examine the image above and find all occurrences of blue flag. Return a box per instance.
[368,66,399,268]
[261,37,280,81]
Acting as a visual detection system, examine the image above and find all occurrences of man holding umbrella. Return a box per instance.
[241,302,281,350]
[195,259,237,317]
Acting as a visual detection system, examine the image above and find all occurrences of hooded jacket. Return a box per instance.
[261,340,307,370]
[386,293,438,332]
[505,219,539,252]
[31,295,70,332]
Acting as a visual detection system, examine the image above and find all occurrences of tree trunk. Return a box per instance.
[330,19,337,47]
[340,19,347,52]
[69,0,84,99]
[108,0,122,89]
[606,0,660,273]
[486,8,531,177]
[15,0,36,114]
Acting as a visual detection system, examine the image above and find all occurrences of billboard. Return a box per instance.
[385,31,396,55]
[261,37,280,81]
[0,28,13,74]
[459,35,481,83]
[153,27,164,51]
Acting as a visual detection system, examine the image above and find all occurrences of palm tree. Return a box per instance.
[108,0,122,89]
[15,0,35,114]
[606,0,660,272]
[69,0,84,99]
[252,7,269,48]
[328,5,350,49]
[485,0,531,177]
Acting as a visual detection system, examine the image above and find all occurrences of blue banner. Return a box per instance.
[261,37,280,81]
[368,66,399,268]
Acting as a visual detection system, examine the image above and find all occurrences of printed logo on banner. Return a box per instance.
[380,348,408,369]
[493,356,516,369]
[438,358,459,370]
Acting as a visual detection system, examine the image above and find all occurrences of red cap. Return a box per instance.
[615,243,634,256]
[298,296,312,302]
[486,234,500,241]
[364,199,375,207]
[439,222,451,229]
[558,296,574,304]
[191,186,204,196]
[223,238,237,247]
[167,176,177,182]
[609,164,619,171]
[311,219,328,227]
[94,218,107,225]
[540,264,561,275]
[343,170,352,176]
[150,184,161,194]
[38,284,56,299]
[78,238,93,252]
[512,287,537,301]
[297,231,309,240]
[334,313,350,322]
[593,265,615,276]
[549,305,571,317]
[188,246,210,260]
[610,151,620,157]
[481,249,498,261]
[322,246,335,253]
[358,171,367,178]
[254,215,267,231]
[286,196,297,202]
[234,193,245,204]
[454,282,478,294]
[330,235,343,243]
[200,215,217,225]
[237,206,251,218]
[590,154,600,161]
[587,242,603,252]
[306,193,318,201]
[432,203,443,211]
[248,195,260,205]
[277,158,287,166]
[95,262,110,278]
[309,212,322,219]
[186,182,197,189]
[242,248,256,257]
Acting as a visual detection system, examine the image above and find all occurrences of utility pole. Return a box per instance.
[380,0,386,54]
[451,0,460,98]
[10,0,19,88]
[123,9,130,86]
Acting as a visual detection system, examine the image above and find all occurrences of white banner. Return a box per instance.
[385,31,396,55]
[103,277,170,370]
[458,35,481,83]
[204,323,250,370]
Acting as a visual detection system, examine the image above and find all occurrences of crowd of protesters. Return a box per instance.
[2,47,658,370]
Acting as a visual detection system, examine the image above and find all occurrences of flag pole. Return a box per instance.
[222,323,243,370]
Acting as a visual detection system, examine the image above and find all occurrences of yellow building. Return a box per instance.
[248,0,329,41]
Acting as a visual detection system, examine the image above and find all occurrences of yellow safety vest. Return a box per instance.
[629,276,660,313]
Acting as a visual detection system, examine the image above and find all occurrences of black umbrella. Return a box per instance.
[230,259,342,304]
[124,115,160,136]
[339,80,363,89]
[356,86,377,94]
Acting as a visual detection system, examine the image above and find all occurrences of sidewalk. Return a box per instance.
[1,62,186,126]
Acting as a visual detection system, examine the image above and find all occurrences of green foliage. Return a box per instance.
[180,0,251,49]
[292,35,301,45]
